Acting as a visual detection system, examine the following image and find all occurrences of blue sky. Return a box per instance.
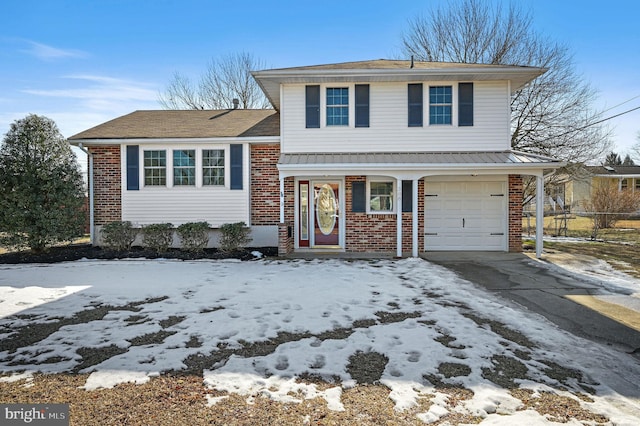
[2,0,639,158]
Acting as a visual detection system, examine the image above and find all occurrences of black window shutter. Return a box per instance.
[408,83,423,127]
[305,85,320,128]
[458,82,474,126]
[126,145,139,190]
[352,181,366,212]
[355,84,370,127]
[402,180,413,212]
[230,144,243,190]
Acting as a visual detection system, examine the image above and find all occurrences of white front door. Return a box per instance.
[424,178,507,251]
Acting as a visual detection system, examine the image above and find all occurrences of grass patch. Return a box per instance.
[524,215,640,277]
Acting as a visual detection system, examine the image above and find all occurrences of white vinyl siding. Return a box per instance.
[281,81,510,153]
[121,144,249,227]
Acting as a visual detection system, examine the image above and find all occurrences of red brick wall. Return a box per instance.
[90,145,121,225]
[278,177,295,255]
[344,176,423,254]
[508,174,523,252]
[250,144,281,226]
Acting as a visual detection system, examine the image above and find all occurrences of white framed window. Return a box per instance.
[202,149,225,186]
[143,150,166,186]
[326,87,349,126]
[173,149,196,186]
[367,179,395,213]
[429,85,452,125]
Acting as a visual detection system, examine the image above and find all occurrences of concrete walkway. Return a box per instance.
[423,251,640,356]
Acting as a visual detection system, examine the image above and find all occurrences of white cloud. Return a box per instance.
[22,40,87,60]
[23,74,158,104]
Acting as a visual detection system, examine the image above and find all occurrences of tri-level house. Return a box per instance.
[69,59,563,258]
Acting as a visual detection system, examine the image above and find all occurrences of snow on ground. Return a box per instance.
[1,257,640,424]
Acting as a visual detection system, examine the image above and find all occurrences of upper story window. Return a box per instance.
[429,86,452,125]
[173,149,195,186]
[408,83,423,127]
[202,149,225,186]
[143,150,166,186]
[326,87,349,126]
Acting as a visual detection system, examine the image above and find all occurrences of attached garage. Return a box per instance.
[424,177,507,251]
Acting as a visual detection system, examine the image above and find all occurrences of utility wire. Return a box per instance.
[600,94,640,114]
[549,104,640,140]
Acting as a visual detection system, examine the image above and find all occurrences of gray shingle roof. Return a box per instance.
[69,109,279,140]
[587,165,640,176]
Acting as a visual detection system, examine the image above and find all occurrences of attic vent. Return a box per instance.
[604,165,615,172]
[232,98,239,109]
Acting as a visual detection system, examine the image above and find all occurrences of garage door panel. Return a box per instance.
[424,179,507,251]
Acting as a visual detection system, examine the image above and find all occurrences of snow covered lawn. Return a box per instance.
[1,257,639,424]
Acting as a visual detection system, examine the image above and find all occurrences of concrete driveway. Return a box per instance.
[424,251,640,356]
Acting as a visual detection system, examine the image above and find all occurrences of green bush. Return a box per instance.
[142,223,174,253]
[177,222,210,252]
[101,221,138,251]
[219,222,252,252]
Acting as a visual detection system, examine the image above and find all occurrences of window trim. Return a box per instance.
[367,178,396,214]
[429,85,453,125]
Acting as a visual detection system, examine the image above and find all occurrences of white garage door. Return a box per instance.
[424,179,507,251]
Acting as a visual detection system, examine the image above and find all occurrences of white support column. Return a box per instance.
[279,177,285,223]
[412,179,419,257]
[536,175,544,258]
[396,178,403,258]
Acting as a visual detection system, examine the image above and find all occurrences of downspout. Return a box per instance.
[76,143,94,245]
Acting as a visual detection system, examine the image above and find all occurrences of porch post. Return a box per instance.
[412,179,419,257]
[536,175,544,258]
[396,178,403,258]
[279,177,285,223]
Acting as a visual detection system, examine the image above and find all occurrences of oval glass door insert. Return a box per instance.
[316,183,337,235]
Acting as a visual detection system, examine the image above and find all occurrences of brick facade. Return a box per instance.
[344,176,424,254]
[250,144,281,226]
[278,177,295,256]
[90,145,121,225]
[508,174,524,252]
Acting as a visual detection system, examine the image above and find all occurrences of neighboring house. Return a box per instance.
[566,165,640,213]
[69,59,564,258]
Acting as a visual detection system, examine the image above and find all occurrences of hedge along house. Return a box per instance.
[69,59,564,258]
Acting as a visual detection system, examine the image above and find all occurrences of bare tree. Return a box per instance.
[631,133,640,163]
[401,0,611,164]
[158,52,271,110]
[584,181,640,239]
